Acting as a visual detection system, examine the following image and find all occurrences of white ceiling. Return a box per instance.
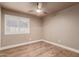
[0,2,78,17]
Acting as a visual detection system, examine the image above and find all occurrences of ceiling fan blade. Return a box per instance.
[28,10,35,12]
[43,11,48,14]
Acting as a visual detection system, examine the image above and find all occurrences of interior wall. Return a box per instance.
[1,8,42,47]
[1,3,79,51]
[43,4,79,50]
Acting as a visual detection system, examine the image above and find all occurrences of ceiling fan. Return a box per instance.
[28,2,48,14]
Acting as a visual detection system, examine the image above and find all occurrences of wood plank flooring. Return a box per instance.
[0,41,79,57]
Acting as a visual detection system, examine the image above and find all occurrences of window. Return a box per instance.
[5,14,30,35]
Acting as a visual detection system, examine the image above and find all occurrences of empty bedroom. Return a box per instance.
[0,2,79,57]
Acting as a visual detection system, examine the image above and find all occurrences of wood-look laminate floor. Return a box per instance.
[0,41,79,57]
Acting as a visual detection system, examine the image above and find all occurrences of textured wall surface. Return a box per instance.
[43,4,79,50]
[1,9,42,47]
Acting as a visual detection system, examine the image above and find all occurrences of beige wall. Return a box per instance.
[43,4,79,50]
[1,3,79,51]
[1,8,42,47]
[0,6,1,48]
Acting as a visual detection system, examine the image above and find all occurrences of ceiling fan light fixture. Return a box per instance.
[36,9,43,13]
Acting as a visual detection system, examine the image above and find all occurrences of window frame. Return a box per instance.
[4,14,30,35]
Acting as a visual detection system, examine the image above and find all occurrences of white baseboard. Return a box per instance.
[0,39,79,54]
[42,39,79,53]
[0,40,42,50]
